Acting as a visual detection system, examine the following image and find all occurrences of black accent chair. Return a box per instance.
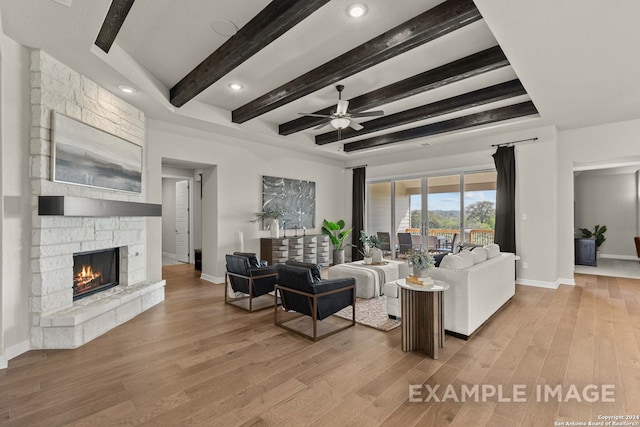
[225,254,278,312]
[275,263,355,341]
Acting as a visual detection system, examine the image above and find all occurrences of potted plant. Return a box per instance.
[407,249,435,277]
[579,224,607,256]
[358,231,380,264]
[322,219,353,265]
[252,206,284,237]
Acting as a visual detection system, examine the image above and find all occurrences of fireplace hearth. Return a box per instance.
[73,248,119,300]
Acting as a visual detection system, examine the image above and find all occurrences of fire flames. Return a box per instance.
[74,265,102,287]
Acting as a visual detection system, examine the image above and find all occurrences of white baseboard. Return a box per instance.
[600,254,640,261]
[558,277,576,286]
[162,251,177,260]
[516,278,559,289]
[200,274,224,284]
[1,340,31,369]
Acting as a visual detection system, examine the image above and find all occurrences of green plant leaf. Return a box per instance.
[337,219,345,229]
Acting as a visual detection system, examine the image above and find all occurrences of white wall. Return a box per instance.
[514,137,559,286]
[558,119,640,279]
[146,120,348,281]
[1,31,31,362]
[574,170,638,258]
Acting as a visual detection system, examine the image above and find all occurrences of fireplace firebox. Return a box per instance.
[73,248,119,300]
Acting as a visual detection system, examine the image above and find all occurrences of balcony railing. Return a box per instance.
[404,228,495,246]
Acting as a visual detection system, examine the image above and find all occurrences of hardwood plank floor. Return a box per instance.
[2,265,640,426]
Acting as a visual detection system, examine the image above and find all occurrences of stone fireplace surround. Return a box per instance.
[29,50,164,349]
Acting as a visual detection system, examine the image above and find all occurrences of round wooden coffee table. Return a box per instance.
[396,278,449,359]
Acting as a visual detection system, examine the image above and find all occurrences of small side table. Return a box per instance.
[397,278,449,359]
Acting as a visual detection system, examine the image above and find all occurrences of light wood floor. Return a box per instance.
[1,265,640,426]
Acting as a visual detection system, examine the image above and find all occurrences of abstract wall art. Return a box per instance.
[262,175,315,230]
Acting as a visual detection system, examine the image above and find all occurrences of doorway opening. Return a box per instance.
[573,159,640,279]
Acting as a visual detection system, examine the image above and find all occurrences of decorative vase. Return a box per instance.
[333,249,345,265]
[270,219,280,238]
[364,256,373,265]
[372,248,383,263]
[413,266,422,277]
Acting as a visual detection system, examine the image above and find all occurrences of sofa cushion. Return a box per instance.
[484,243,501,258]
[470,246,488,264]
[439,253,474,269]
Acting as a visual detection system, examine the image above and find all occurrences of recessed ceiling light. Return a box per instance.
[118,85,135,94]
[228,83,243,91]
[347,3,367,18]
[211,19,238,37]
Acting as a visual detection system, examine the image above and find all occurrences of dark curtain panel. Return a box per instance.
[352,167,366,261]
[492,146,516,253]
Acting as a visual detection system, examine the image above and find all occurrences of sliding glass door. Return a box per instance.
[367,170,496,258]
[463,171,497,245]
[427,175,461,251]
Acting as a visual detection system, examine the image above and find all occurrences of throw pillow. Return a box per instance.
[471,246,488,264]
[457,250,475,265]
[484,243,501,258]
[439,253,474,269]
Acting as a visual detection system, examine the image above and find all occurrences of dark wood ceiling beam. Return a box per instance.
[170,0,330,108]
[316,79,526,145]
[94,0,136,53]
[233,0,482,124]
[279,45,508,135]
[343,101,539,153]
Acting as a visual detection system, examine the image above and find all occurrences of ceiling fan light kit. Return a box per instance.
[331,118,350,129]
[299,84,385,134]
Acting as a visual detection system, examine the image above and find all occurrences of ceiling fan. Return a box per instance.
[298,85,384,132]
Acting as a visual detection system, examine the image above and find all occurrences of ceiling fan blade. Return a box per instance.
[336,100,349,115]
[313,121,333,130]
[351,110,384,118]
[298,113,333,118]
[349,121,364,131]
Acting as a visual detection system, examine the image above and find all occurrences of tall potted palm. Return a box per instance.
[322,219,353,265]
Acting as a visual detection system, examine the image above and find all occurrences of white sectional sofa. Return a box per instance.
[383,250,516,338]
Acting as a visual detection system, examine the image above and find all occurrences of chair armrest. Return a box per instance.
[311,278,355,295]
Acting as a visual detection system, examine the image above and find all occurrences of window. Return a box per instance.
[367,169,496,258]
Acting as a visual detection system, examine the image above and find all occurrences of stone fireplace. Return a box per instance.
[29,50,165,349]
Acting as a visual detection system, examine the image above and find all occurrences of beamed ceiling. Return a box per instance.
[2,0,640,161]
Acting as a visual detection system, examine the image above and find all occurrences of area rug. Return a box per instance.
[334,296,401,332]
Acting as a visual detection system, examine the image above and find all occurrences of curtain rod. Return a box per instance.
[491,137,538,148]
[345,164,367,170]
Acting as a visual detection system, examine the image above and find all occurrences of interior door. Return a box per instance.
[175,180,190,263]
